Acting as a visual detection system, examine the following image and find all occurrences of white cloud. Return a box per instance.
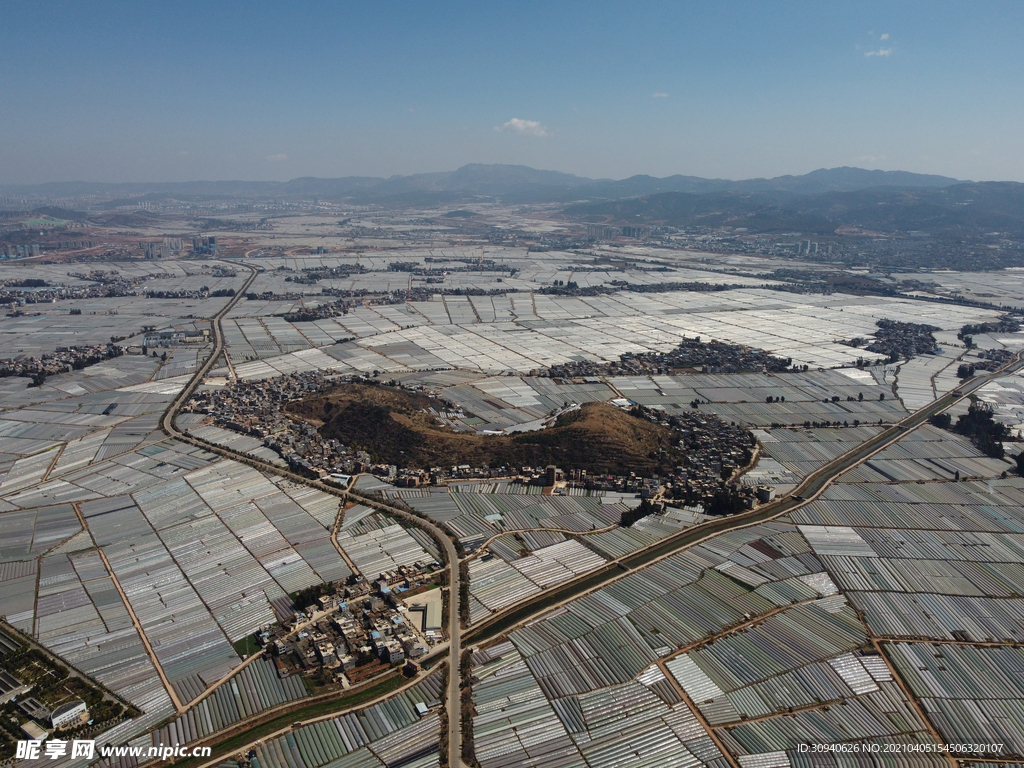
[864,48,893,57]
[496,118,549,137]
[266,153,288,162]
[652,92,669,98]
[880,33,890,40]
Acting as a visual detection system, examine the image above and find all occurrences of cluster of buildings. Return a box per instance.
[975,347,1015,370]
[0,343,124,381]
[185,371,366,475]
[262,575,437,683]
[318,285,517,305]
[544,337,793,379]
[0,669,90,745]
[0,633,94,755]
[795,240,831,256]
[141,237,197,258]
[390,258,515,278]
[142,328,210,348]
[585,225,650,240]
[280,298,355,323]
[186,371,666,491]
[57,240,95,250]
[0,280,139,307]
[1,244,40,258]
[187,369,763,513]
[846,319,942,361]
[627,405,760,511]
[144,286,225,299]
[141,242,162,259]
[0,269,157,307]
[395,463,581,489]
[548,467,660,497]
[191,235,217,255]
[282,263,368,284]
[8,695,90,742]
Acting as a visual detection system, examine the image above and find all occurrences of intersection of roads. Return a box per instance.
[157,268,1022,768]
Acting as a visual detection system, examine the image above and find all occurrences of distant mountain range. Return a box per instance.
[1,164,966,205]
[563,182,1024,236]
[7,164,1022,238]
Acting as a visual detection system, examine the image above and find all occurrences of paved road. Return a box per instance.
[159,263,259,434]
[157,284,1021,768]
[353,497,464,768]
[464,353,1024,648]
[157,261,465,768]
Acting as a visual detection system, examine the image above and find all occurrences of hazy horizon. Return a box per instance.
[0,163,982,192]
[3,0,1022,185]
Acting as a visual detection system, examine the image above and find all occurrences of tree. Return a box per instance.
[621,499,659,527]
[707,487,745,516]
[1016,452,1024,476]
[953,402,1010,459]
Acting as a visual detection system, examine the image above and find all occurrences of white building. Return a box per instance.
[50,700,88,730]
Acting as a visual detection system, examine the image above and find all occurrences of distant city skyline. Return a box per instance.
[2,0,1022,184]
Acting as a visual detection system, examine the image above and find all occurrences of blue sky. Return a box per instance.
[2,1,1022,183]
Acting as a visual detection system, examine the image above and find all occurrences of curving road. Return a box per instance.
[157,261,465,768]
[157,275,1022,768]
[160,263,259,433]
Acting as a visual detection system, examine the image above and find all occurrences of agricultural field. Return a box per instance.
[2,236,1024,766]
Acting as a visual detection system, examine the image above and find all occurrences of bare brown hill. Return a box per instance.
[286,383,680,475]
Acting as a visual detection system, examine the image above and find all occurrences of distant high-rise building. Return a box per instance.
[545,465,557,487]
[191,235,217,255]
[587,224,618,240]
[621,226,648,239]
